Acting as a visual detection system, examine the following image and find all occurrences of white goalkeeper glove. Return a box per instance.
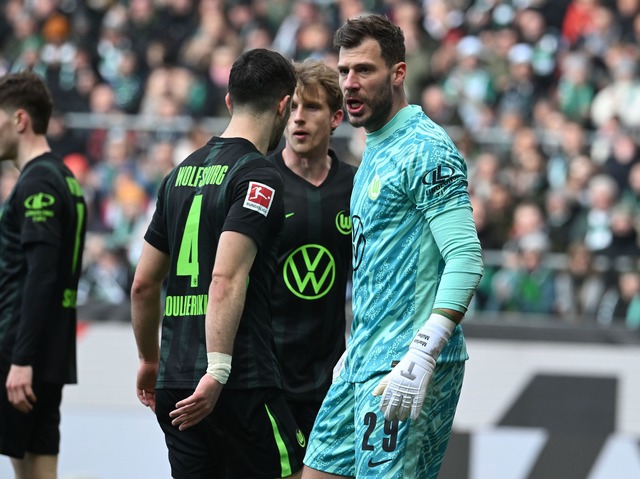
[372,313,456,421]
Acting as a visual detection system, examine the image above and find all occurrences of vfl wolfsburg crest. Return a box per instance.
[283,244,335,300]
[335,210,352,235]
[368,174,382,200]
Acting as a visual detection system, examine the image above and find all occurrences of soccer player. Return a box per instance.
[302,14,484,479]
[130,49,305,479]
[268,59,356,440]
[0,71,87,478]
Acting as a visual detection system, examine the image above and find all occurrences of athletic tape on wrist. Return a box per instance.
[206,352,232,384]
[410,313,457,359]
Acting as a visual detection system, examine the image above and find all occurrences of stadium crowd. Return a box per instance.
[1,0,639,325]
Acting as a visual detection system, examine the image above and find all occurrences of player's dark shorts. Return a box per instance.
[285,396,323,443]
[0,378,63,459]
[156,387,306,479]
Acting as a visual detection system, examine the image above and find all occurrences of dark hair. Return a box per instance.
[228,48,297,113]
[0,71,53,134]
[333,14,406,67]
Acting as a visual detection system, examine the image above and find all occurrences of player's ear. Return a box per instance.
[277,95,291,118]
[14,108,28,133]
[331,108,344,130]
[225,93,232,115]
[391,62,406,87]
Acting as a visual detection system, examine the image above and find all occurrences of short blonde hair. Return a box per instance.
[293,59,343,114]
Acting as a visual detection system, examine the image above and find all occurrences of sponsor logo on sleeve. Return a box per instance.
[243,181,275,216]
[24,192,55,222]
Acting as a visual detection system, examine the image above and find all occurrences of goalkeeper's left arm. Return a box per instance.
[372,206,483,422]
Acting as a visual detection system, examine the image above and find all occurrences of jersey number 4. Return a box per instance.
[177,194,202,287]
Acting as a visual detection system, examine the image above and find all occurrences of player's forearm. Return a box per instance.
[431,206,484,314]
[131,281,162,362]
[13,243,58,366]
[205,274,246,355]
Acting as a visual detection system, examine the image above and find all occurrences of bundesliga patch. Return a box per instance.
[243,181,275,216]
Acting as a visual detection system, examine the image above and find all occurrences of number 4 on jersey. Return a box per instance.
[177,194,202,287]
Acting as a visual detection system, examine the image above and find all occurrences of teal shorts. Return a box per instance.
[304,361,465,478]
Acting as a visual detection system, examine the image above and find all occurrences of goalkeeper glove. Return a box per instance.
[372,313,456,421]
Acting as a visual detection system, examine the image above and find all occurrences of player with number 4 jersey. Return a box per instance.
[132,49,305,479]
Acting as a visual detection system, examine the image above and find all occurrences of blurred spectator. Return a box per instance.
[505,201,550,252]
[443,35,496,132]
[570,173,620,252]
[420,83,463,128]
[622,161,640,213]
[600,203,640,264]
[562,0,600,47]
[556,52,595,125]
[77,234,133,323]
[509,147,549,203]
[564,154,598,207]
[156,0,199,64]
[483,26,519,96]
[496,43,537,123]
[173,122,212,165]
[597,270,640,327]
[487,234,557,315]
[546,121,588,190]
[47,110,87,157]
[469,151,502,200]
[127,0,164,72]
[513,7,559,92]
[545,188,580,252]
[485,181,515,248]
[590,50,640,130]
[614,0,640,42]
[602,131,640,191]
[392,0,438,103]
[272,0,322,59]
[110,50,144,113]
[554,242,606,320]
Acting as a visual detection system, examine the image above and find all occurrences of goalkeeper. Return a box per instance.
[302,14,484,479]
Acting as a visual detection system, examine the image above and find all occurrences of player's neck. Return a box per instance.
[282,146,332,187]
[16,135,51,171]
[221,113,275,155]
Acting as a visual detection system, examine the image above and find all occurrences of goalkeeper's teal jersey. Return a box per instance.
[345,105,471,383]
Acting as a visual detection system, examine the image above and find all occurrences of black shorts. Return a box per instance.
[0,379,63,459]
[285,397,323,443]
[156,387,306,479]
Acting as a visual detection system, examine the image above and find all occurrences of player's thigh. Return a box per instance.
[0,379,62,459]
[417,360,466,478]
[304,377,356,477]
[155,388,223,479]
[212,387,306,479]
[352,362,465,479]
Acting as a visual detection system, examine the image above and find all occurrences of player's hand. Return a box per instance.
[6,364,37,414]
[372,348,436,422]
[169,374,222,431]
[332,349,348,382]
[136,360,159,412]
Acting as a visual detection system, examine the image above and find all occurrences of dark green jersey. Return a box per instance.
[268,149,356,401]
[145,137,285,390]
[0,154,87,384]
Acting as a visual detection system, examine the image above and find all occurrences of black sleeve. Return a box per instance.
[12,242,59,366]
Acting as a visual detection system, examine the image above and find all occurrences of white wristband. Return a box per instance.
[206,352,232,384]
[410,313,457,360]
